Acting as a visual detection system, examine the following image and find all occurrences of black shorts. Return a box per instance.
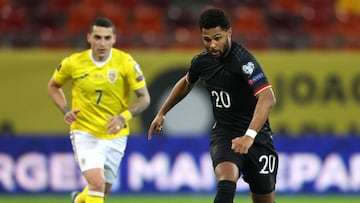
[210,132,278,194]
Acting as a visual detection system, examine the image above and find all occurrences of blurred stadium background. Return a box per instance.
[1,0,360,49]
[1,0,360,202]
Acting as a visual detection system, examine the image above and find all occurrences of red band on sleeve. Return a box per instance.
[254,84,271,95]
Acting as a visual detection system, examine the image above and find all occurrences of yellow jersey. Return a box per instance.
[53,48,146,139]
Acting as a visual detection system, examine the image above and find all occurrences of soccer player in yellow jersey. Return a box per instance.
[48,17,150,203]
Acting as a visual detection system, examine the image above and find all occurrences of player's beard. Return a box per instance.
[219,38,231,60]
[210,38,231,61]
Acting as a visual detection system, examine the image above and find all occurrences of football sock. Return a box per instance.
[86,190,104,203]
[214,180,236,203]
[76,186,89,203]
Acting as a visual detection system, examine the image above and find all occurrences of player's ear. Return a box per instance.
[227,27,232,38]
[113,34,116,44]
[87,33,92,43]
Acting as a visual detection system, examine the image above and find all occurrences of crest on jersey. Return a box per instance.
[134,64,145,82]
[107,70,118,83]
[242,62,255,76]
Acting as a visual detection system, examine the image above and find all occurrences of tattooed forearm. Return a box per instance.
[128,86,151,117]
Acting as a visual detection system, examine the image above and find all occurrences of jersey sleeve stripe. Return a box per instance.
[254,84,272,96]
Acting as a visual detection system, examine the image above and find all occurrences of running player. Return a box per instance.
[148,8,278,203]
[48,17,150,203]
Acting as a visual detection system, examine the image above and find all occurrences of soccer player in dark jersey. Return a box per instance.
[148,8,278,203]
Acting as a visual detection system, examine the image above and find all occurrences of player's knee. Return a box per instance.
[87,179,106,192]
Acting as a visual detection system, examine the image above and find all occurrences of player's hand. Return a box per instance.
[107,115,126,135]
[148,114,165,140]
[231,135,254,154]
[64,109,80,125]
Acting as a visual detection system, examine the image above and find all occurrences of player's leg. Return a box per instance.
[82,168,106,203]
[213,161,239,203]
[210,134,242,203]
[104,183,112,199]
[102,136,128,199]
[71,131,107,203]
[71,185,88,203]
[243,134,278,203]
[251,191,275,203]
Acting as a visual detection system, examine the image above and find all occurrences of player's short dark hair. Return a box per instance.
[198,8,231,31]
[89,17,115,33]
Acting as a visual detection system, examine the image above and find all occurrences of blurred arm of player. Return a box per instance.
[148,75,194,140]
[48,78,80,125]
[231,87,276,154]
[107,85,151,134]
[127,86,151,119]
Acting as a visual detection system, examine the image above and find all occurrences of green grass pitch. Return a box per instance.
[1,194,359,203]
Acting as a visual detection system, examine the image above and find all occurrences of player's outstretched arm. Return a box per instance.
[148,75,194,140]
[48,77,80,125]
[129,86,151,117]
[48,78,68,114]
[148,114,165,140]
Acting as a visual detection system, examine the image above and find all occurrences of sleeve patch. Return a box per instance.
[248,72,264,85]
[56,63,62,71]
[242,61,255,76]
[134,64,142,74]
[134,63,144,82]
[136,75,144,82]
